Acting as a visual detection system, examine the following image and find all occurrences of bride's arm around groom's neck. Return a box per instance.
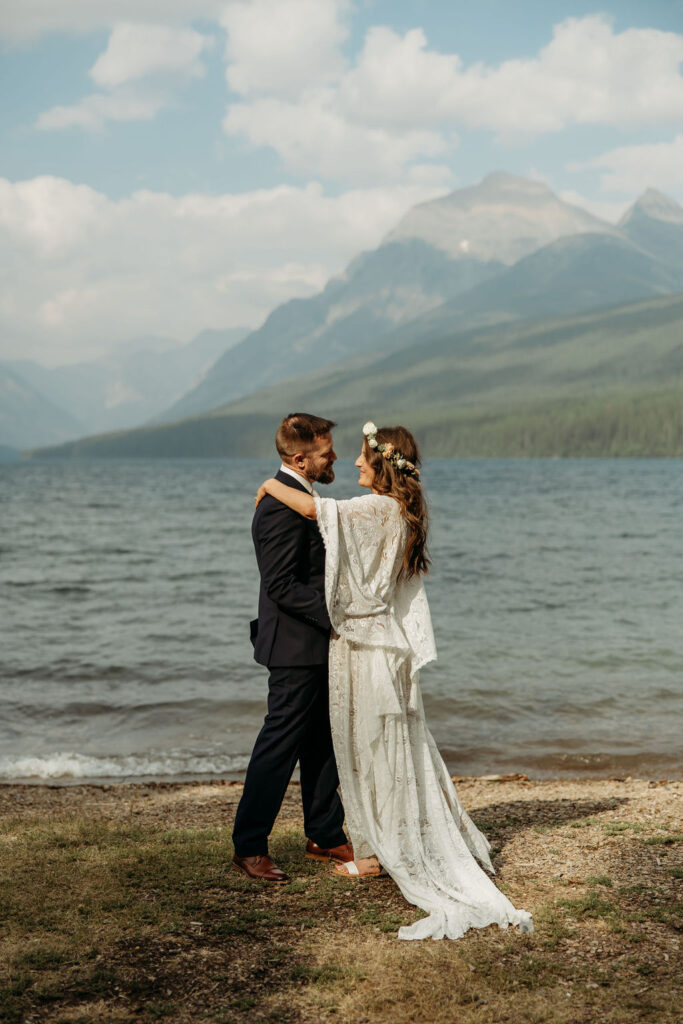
[257,478,317,519]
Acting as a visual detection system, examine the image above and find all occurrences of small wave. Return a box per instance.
[0,750,250,782]
[520,750,683,776]
[3,582,91,594]
[167,570,225,581]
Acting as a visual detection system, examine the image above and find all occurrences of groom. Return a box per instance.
[232,413,352,882]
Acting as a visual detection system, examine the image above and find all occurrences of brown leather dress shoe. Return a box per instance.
[305,839,354,863]
[232,854,289,883]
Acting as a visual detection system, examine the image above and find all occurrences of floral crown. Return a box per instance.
[362,421,420,477]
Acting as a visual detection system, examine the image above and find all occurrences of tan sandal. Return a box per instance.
[332,857,383,878]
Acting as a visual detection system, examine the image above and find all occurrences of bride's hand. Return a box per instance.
[255,479,273,507]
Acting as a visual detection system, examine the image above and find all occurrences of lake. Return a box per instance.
[1,458,681,782]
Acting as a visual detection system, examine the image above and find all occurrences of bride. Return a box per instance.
[256,421,533,941]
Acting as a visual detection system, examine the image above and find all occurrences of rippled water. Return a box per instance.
[1,458,681,782]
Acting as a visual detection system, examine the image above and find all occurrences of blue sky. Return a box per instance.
[1,1,682,364]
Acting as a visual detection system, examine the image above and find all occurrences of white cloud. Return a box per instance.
[36,88,166,132]
[0,1,223,42]
[570,135,683,196]
[36,22,212,132]
[340,17,683,134]
[0,176,107,256]
[221,0,349,97]
[90,23,211,87]
[339,27,465,130]
[19,8,683,187]
[224,94,447,184]
[219,8,450,184]
[0,175,449,364]
[222,14,683,183]
[457,16,683,134]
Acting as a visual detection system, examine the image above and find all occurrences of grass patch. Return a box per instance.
[1,780,681,1024]
[355,907,407,934]
[600,820,651,834]
[557,891,618,921]
[14,947,73,970]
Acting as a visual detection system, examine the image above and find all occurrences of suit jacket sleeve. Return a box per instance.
[255,500,331,632]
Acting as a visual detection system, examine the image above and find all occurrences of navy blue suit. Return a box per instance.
[232,470,346,858]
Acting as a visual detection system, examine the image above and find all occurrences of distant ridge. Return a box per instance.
[0,364,85,450]
[8,325,249,450]
[621,188,683,227]
[154,174,683,426]
[430,231,683,326]
[152,238,504,424]
[619,188,683,272]
[0,444,20,462]
[28,292,683,460]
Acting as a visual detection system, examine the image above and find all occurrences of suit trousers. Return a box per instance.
[232,664,346,858]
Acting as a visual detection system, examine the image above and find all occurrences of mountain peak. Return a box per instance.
[479,171,551,194]
[620,188,683,226]
[386,172,612,265]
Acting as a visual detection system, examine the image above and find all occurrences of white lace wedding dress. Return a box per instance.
[314,492,533,941]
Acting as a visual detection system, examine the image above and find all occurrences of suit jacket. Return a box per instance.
[250,469,331,667]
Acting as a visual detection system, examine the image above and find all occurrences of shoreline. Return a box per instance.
[2,770,682,789]
[2,757,681,789]
[2,772,680,804]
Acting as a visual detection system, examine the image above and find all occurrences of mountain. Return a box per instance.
[23,176,683,458]
[0,444,20,461]
[354,228,683,358]
[0,365,86,449]
[10,326,248,440]
[430,231,683,327]
[619,188,683,271]
[28,292,683,459]
[153,239,504,424]
[155,172,620,424]
[386,171,616,263]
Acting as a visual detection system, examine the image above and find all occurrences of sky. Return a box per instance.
[1,0,682,365]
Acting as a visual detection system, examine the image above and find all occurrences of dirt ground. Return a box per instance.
[0,774,680,1024]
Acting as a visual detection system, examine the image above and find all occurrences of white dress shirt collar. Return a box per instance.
[279,463,314,494]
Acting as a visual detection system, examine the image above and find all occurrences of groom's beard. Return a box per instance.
[314,467,335,485]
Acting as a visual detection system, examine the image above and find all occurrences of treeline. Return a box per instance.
[28,412,278,460]
[28,388,683,459]
[418,390,683,457]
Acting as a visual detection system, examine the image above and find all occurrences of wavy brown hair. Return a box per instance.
[364,425,429,579]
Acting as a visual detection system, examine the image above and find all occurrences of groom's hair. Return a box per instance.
[276,412,336,459]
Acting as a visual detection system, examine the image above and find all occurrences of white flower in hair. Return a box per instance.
[368,437,378,448]
[362,421,377,436]
[396,458,406,468]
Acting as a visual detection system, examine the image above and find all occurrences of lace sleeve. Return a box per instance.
[314,495,400,641]
[314,494,435,672]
